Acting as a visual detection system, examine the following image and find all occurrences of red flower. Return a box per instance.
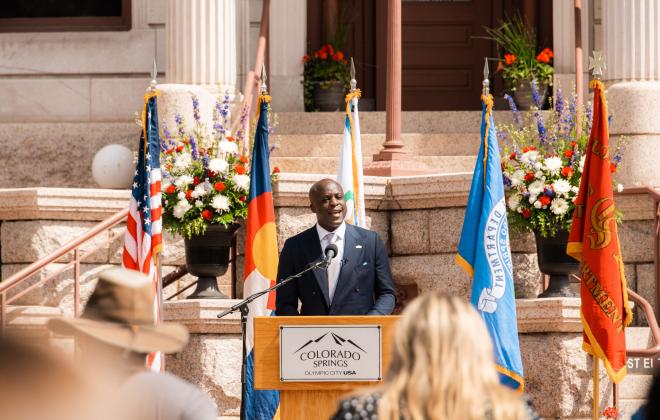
[193,176,200,186]
[522,146,537,153]
[234,164,246,175]
[539,195,551,206]
[314,51,319,59]
[570,141,577,148]
[239,155,249,164]
[319,51,328,60]
[226,136,235,142]
[564,150,574,158]
[521,208,532,219]
[524,172,535,182]
[509,152,517,160]
[165,148,174,155]
[536,51,551,63]
[561,167,574,178]
[207,170,216,178]
[175,145,184,152]
[202,209,213,221]
[324,44,334,55]
[332,51,344,62]
[185,190,193,200]
[214,181,225,192]
[610,162,617,173]
[302,54,311,63]
[273,166,280,174]
[165,185,176,194]
[602,406,619,419]
[504,53,517,65]
[239,195,247,202]
[541,48,554,59]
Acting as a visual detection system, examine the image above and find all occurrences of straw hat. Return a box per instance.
[48,268,188,354]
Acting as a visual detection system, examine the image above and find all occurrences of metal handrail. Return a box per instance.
[627,288,660,357]
[0,208,129,329]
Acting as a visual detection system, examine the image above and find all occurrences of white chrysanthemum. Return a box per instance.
[173,200,191,219]
[528,194,538,204]
[533,200,542,209]
[218,140,239,155]
[534,171,544,179]
[521,150,539,164]
[507,193,521,211]
[177,191,186,200]
[208,158,229,174]
[617,184,624,193]
[550,198,569,215]
[233,174,250,191]
[552,179,571,195]
[579,155,586,172]
[211,195,230,212]
[194,199,204,208]
[544,156,563,175]
[533,161,543,170]
[174,175,193,188]
[192,183,208,198]
[174,153,192,170]
[510,170,525,187]
[571,186,580,195]
[528,180,545,196]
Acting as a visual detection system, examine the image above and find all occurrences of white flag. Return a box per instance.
[337,94,365,227]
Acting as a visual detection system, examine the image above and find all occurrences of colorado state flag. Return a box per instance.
[456,94,525,391]
[243,93,280,419]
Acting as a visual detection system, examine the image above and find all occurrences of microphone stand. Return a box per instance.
[217,256,331,420]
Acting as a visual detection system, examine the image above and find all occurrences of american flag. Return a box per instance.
[122,92,164,370]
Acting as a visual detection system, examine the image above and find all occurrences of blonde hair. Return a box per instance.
[375,293,527,420]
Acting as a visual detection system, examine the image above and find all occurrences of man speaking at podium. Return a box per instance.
[276,179,395,316]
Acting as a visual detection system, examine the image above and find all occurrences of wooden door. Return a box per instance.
[376,0,498,111]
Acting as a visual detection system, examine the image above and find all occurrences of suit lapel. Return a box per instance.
[300,226,330,307]
[331,225,363,308]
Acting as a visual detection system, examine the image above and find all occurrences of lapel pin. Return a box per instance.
[362,262,368,266]
[355,245,362,249]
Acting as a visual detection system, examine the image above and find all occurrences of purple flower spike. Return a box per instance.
[192,95,201,122]
[189,135,198,159]
[504,93,522,125]
[530,79,542,109]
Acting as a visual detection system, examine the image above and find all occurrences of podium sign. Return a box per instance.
[279,324,382,382]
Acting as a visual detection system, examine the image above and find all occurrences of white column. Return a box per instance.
[165,0,237,93]
[269,0,306,111]
[603,0,660,187]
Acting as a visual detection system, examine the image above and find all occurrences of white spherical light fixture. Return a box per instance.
[92,144,135,189]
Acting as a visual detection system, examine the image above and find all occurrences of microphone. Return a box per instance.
[324,243,339,265]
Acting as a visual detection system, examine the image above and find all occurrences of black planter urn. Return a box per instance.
[312,81,345,111]
[184,223,240,299]
[534,229,580,298]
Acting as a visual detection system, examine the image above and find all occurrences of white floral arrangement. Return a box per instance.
[499,82,624,238]
[160,94,279,239]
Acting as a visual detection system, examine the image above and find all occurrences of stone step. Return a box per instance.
[274,110,516,134]
[271,156,476,175]
[270,132,481,158]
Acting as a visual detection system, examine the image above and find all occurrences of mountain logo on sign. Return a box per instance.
[294,332,366,353]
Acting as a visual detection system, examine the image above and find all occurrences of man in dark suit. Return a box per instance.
[276,178,396,316]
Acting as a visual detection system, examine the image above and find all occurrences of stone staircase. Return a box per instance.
[268,111,514,174]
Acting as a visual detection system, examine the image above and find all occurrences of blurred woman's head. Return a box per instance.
[378,292,527,420]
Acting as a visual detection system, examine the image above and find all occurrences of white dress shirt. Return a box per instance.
[316,222,346,302]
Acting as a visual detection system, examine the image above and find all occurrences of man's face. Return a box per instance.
[309,180,346,231]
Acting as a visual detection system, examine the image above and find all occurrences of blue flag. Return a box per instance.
[455,94,525,391]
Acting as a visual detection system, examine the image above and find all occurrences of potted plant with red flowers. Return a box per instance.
[302,43,350,111]
[160,94,278,298]
[499,83,626,297]
[485,16,554,109]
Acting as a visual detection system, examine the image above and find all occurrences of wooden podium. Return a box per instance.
[253,315,399,419]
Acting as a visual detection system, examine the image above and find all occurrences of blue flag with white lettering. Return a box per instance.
[455,94,524,391]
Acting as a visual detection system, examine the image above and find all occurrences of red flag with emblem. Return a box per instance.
[566,79,632,383]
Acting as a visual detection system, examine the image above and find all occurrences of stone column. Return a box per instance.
[165,0,237,93]
[269,0,306,111]
[603,0,660,187]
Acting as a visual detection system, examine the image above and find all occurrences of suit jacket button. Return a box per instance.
[355,287,360,292]
[312,291,316,295]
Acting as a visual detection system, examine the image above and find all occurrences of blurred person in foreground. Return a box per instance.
[47,267,217,420]
[331,292,534,420]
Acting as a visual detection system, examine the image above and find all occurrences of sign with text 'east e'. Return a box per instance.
[279,325,382,382]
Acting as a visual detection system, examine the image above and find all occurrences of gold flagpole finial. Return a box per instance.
[482,57,490,97]
[350,57,357,92]
[260,63,268,94]
[589,50,606,80]
[148,58,158,92]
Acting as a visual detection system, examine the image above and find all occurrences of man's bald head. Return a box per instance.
[308,179,346,231]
